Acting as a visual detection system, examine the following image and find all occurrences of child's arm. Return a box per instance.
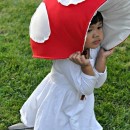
[92,47,114,88]
[53,59,97,96]
[95,48,114,72]
[69,51,95,100]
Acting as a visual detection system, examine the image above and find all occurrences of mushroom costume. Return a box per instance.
[20,0,130,130]
[30,0,130,59]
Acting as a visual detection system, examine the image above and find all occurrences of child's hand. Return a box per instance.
[95,47,114,73]
[97,48,114,59]
[69,51,90,67]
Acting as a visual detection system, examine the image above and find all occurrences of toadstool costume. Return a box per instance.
[30,0,130,59]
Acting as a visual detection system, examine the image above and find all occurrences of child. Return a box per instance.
[9,12,114,130]
[8,0,130,129]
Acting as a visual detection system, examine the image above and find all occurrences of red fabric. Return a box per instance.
[30,0,106,59]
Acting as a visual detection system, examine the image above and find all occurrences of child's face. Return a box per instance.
[84,21,104,49]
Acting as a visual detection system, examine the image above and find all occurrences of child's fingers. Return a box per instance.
[109,48,115,53]
[99,47,115,58]
[69,52,81,62]
[69,52,78,59]
[80,55,86,62]
[106,48,115,56]
[80,55,90,65]
[69,51,90,66]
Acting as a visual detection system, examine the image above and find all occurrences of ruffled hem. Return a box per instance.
[58,0,85,6]
[29,2,51,43]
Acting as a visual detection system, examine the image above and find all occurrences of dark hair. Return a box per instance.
[90,12,103,25]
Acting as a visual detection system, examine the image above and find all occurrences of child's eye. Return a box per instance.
[88,29,92,33]
[98,26,103,30]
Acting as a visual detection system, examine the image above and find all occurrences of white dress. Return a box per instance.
[20,47,107,130]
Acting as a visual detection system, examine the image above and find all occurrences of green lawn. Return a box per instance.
[0,0,130,130]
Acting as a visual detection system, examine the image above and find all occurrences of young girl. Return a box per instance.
[9,12,114,130]
[9,0,130,130]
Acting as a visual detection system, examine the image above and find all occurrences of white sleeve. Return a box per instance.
[90,47,107,88]
[94,67,107,88]
[53,59,97,95]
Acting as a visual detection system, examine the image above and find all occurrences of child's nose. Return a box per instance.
[93,31,99,37]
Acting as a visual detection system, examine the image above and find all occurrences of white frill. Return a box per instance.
[58,0,85,6]
[29,2,50,43]
[99,0,130,50]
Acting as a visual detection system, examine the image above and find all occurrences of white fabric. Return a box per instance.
[99,0,130,50]
[58,0,85,6]
[20,47,106,130]
[29,2,50,43]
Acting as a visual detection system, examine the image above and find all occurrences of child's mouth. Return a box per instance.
[93,40,101,45]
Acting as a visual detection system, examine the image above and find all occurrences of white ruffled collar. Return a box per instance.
[58,0,85,6]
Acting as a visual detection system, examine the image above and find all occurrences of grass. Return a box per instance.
[0,0,130,130]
